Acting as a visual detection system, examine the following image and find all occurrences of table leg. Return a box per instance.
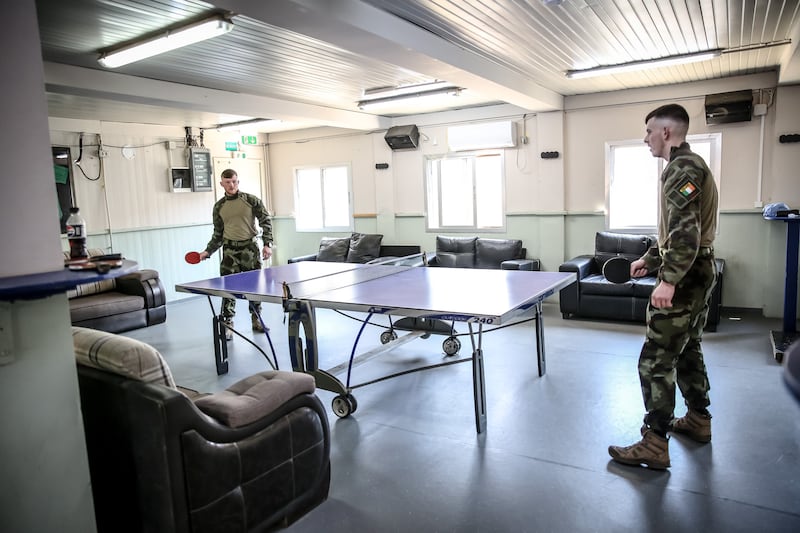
[212,314,229,375]
[771,221,800,363]
[469,323,487,433]
[535,301,546,376]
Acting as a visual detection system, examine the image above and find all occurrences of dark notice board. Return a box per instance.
[189,148,213,191]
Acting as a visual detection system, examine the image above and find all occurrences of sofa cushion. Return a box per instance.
[581,274,636,296]
[436,235,478,254]
[67,278,117,299]
[594,232,653,268]
[195,371,316,428]
[316,237,350,262]
[435,236,477,268]
[72,326,176,388]
[69,292,145,322]
[346,232,383,263]
[475,238,523,269]
[435,252,475,268]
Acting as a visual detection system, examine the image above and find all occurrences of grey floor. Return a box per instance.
[125,297,800,533]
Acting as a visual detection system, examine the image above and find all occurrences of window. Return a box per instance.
[425,151,504,231]
[606,133,721,232]
[293,164,353,231]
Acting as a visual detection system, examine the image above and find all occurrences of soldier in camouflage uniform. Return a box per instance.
[199,169,274,340]
[609,104,718,469]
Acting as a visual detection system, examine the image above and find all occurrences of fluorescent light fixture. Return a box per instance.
[214,118,279,131]
[358,82,462,110]
[98,14,233,68]
[566,49,723,79]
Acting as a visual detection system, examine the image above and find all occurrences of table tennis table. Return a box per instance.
[176,260,575,433]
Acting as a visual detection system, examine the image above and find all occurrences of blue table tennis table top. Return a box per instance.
[176,262,576,324]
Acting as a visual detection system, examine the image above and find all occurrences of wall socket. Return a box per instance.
[98,149,109,158]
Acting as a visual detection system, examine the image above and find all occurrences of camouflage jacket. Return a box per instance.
[204,192,273,255]
[641,142,718,285]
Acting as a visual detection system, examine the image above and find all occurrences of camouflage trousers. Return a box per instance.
[639,254,717,434]
[219,240,262,321]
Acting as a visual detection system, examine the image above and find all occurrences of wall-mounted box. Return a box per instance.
[189,148,213,192]
[169,167,191,193]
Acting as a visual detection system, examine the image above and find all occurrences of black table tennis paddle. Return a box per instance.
[602,256,631,284]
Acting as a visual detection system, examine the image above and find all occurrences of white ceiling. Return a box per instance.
[37,0,800,133]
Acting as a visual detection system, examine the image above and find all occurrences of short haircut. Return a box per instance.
[220,168,238,179]
[645,104,689,126]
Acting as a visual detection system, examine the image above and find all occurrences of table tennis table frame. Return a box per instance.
[176,262,574,433]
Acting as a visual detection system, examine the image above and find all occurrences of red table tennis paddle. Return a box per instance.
[185,251,201,264]
[602,256,631,284]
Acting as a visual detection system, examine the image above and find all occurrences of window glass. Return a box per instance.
[294,165,353,231]
[426,151,504,231]
[606,134,720,232]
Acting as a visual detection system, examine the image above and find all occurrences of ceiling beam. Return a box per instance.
[214,0,563,112]
[44,62,389,131]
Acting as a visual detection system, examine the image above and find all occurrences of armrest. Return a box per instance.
[288,253,318,263]
[116,270,166,308]
[501,258,540,271]
[558,255,595,280]
[117,268,159,283]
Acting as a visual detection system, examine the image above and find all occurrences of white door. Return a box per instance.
[212,158,265,203]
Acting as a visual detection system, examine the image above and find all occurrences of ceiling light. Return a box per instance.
[358,83,462,110]
[214,118,279,131]
[98,14,233,68]
[565,49,723,79]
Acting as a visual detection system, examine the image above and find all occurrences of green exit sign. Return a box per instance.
[225,141,239,151]
[241,135,258,145]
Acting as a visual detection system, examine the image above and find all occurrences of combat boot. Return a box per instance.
[671,410,712,443]
[608,430,670,470]
[222,319,234,341]
[251,317,266,333]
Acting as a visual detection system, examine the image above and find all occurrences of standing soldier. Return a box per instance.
[198,168,274,340]
[608,104,719,469]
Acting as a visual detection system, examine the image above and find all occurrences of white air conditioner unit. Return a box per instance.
[447,121,517,151]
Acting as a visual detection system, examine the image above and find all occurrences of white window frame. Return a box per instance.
[292,163,354,232]
[605,133,721,233]
[424,150,506,233]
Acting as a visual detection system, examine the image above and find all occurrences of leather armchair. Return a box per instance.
[72,327,330,532]
[559,231,724,331]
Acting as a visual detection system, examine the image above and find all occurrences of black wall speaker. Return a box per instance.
[705,90,753,125]
[384,125,420,150]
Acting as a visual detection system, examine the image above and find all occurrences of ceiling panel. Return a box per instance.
[35,0,800,132]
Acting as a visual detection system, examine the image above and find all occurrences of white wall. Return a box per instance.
[43,74,800,317]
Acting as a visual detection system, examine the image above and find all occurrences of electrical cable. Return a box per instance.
[74,132,101,181]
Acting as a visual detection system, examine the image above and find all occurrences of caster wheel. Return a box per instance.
[332,394,356,418]
[380,330,398,344]
[421,332,432,339]
[345,393,358,413]
[443,336,461,356]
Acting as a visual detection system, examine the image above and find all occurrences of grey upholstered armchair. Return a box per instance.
[72,327,330,532]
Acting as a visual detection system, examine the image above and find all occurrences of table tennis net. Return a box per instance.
[282,264,414,300]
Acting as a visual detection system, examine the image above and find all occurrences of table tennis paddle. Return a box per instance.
[602,256,631,284]
[185,251,201,264]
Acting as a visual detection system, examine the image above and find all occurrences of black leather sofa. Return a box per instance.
[558,231,724,331]
[73,327,330,532]
[288,232,421,264]
[428,235,540,270]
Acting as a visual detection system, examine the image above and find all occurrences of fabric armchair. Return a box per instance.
[73,327,330,532]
